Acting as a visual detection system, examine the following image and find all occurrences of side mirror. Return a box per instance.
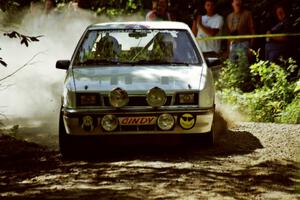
[203,52,221,68]
[56,60,70,70]
[206,57,221,67]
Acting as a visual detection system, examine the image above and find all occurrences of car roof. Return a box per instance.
[88,21,190,31]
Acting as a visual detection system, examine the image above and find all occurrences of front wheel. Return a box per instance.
[59,110,75,158]
[204,124,215,146]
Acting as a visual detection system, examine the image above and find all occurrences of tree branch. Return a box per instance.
[0,52,44,82]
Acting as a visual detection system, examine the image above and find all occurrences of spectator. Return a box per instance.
[145,0,172,21]
[29,1,42,15]
[265,3,291,62]
[44,0,56,15]
[226,0,255,63]
[68,0,79,12]
[192,0,224,53]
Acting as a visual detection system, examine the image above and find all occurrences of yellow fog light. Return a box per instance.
[146,87,167,107]
[157,113,175,131]
[109,87,129,108]
[101,115,118,132]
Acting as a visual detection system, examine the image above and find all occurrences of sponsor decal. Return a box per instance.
[119,116,157,126]
[80,115,95,132]
[179,113,196,130]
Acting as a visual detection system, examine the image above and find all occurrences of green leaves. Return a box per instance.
[216,53,299,123]
[295,80,300,93]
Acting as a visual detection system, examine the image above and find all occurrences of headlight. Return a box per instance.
[157,113,175,131]
[175,92,199,105]
[101,115,118,132]
[177,93,196,105]
[146,87,167,107]
[77,93,100,106]
[109,87,129,108]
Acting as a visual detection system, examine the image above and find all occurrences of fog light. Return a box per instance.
[179,113,196,130]
[109,87,129,108]
[146,87,167,107]
[81,115,95,132]
[101,115,118,132]
[157,113,175,131]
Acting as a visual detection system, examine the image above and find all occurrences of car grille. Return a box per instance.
[103,96,172,107]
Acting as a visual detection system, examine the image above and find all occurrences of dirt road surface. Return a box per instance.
[0,122,299,199]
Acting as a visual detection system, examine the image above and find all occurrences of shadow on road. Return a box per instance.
[0,128,299,199]
[61,128,264,162]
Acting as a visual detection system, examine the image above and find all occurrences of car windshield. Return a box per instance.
[73,29,201,66]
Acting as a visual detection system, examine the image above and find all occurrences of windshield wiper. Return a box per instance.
[76,59,120,66]
[169,62,190,66]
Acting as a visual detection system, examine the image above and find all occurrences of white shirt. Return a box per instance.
[145,10,172,21]
[197,14,224,53]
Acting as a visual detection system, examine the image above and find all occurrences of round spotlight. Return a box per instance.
[101,115,118,132]
[146,87,167,107]
[109,87,129,108]
[157,113,175,131]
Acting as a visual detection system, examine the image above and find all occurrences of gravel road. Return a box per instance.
[0,122,299,200]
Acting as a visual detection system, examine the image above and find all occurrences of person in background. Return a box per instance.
[192,0,224,54]
[145,0,172,21]
[68,0,79,12]
[29,0,42,15]
[226,0,255,63]
[265,3,291,62]
[44,0,56,15]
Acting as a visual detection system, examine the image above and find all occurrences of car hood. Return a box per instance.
[71,65,205,93]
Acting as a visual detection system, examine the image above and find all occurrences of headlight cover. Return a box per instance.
[179,93,195,104]
[146,87,167,107]
[109,87,129,108]
[157,113,175,131]
[101,115,118,132]
[176,93,197,105]
[76,93,100,106]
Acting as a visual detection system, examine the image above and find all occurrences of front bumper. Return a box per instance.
[62,107,214,136]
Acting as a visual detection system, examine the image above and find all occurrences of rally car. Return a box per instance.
[56,21,216,156]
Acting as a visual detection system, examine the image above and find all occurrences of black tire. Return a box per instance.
[59,110,74,158]
[205,124,215,146]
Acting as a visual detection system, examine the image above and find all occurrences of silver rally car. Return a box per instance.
[56,21,216,156]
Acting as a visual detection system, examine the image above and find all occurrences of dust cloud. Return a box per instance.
[0,7,143,148]
[215,96,248,130]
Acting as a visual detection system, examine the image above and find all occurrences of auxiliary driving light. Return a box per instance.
[109,87,129,108]
[157,113,175,131]
[101,115,118,132]
[146,87,167,107]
